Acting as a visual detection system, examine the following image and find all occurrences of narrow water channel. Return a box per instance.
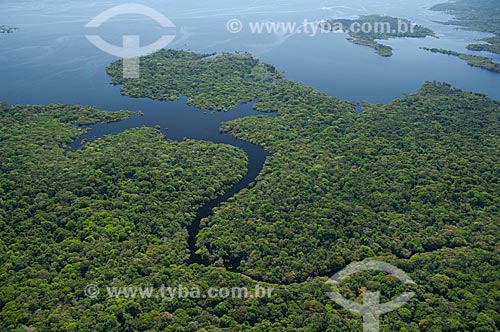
[187,138,270,264]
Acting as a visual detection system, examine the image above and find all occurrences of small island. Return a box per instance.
[0,25,18,33]
[322,15,435,57]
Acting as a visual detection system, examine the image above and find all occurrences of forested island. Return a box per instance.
[0,25,17,33]
[426,0,500,73]
[0,49,498,331]
[322,15,435,56]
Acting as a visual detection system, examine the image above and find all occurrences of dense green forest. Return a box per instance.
[423,48,500,73]
[322,15,435,57]
[106,50,285,111]
[428,0,500,72]
[0,103,256,331]
[1,49,497,331]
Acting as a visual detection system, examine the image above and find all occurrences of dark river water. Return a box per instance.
[1,0,499,259]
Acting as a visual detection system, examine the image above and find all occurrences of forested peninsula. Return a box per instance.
[424,48,500,73]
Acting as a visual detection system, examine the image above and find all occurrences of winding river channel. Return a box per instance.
[68,95,273,263]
